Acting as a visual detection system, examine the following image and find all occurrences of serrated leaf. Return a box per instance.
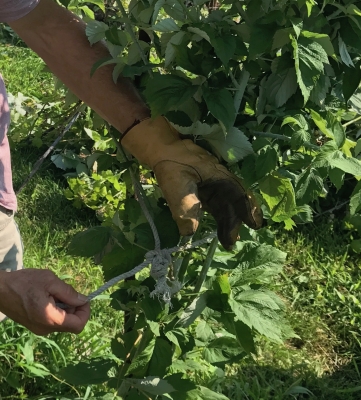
[338,35,354,67]
[310,110,345,148]
[126,377,175,395]
[85,21,109,45]
[259,173,297,222]
[153,18,180,32]
[144,73,197,116]
[350,181,361,215]
[301,31,335,57]
[291,35,328,104]
[165,31,186,66]
[343,62,361,102]
[211,34,236,66]
[203,336,244,365]
[229,241,287,286]
[291,129,311,150]
[329,168,345,190]
[266,68,298,107]
[178,292,208,328]
[295,168,324,204]
[188,27,211,42]
[330,156,361,176]
[233,320,256,354]
[196,320,214,342]
[59,359,116,385]
[204,126,254,163]
[101,239,147,281]
[147,338,173,376]
[203,88,236,132]
[127,337,155,377]
[255,147,278,179]
[68,226,111,257]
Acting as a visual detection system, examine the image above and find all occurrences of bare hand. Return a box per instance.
[0,269,90,335]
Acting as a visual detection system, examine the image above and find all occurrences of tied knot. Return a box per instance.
[145,248,181,304]
[146,249,172,280]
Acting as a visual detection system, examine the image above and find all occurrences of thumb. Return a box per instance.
[154,162,202,236]
[47,278,88,307]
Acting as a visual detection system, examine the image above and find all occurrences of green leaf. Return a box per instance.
[188,27,211,42]
[229,242,287,286]
[203,126,253,163]
[256,147,278,179]
[291,129,311,150]
[101,239,147,281]
[147,338,173,376]
[68,226,111,257]
[171,386,230,400]
[178,292,208,328]
[228,297,293,343]
[126,377,175,395]
[165,31,186,67]
[301,31,335,57]
[153,18,180,32]
[291,35,328,104]
[85,21,109,45]
[233,320,256,354]
[266,68,298,107]
[259,173,297,222]
[196,320,214,342]
[203,336,244,365]
[127,337,155,377]
[343,62,361,102]
[350,181,361,215]
[310,110,346,149]
[144,73,197,116]
[329,156,361,176]
[203,88,236,132]
[211,34,237,66]
[59,359,115,385]
[295,168,325,204]
[329,168,345,191]
[338,35,354,67]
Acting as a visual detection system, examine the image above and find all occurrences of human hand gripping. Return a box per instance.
[0,269,90,335]
[121,117,263,250]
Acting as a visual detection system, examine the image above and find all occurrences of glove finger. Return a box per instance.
[198,178,262,250]
[154,162,202,237]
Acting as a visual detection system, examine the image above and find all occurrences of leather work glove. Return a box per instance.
[121,116,263,250]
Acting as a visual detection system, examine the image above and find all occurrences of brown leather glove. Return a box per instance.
[121,116,263,250]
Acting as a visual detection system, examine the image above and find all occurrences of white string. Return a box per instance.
[56,169,217,309]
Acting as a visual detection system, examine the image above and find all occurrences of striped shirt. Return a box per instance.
[0,0,39,210]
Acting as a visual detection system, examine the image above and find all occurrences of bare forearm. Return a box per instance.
[9,0,150,133]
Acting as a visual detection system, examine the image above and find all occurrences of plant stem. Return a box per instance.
[342,115,361,128]
[115,0,152,76]
[177,251,192,282]
[233,69,250,125]
[16,106,82,194]
[252,130,319,151]
[194,237,218,293]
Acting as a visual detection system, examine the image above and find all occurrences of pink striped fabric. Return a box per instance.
[0,0,39,22]
[0,75,16,210]
[0,1,41,210]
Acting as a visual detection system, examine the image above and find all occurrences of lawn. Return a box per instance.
[0,44,361,399]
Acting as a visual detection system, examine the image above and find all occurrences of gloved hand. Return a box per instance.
[121,116,263,250]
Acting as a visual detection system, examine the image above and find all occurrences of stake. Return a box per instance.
[194,236,218,293]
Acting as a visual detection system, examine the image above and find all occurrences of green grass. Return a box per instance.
[1,42,361,399]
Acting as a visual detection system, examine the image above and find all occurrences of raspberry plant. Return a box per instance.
[52,0,361,398]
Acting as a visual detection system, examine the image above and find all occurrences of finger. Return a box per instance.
[198,178,262,250]
[60,308,89,334]
[154,162,202,236]
[46,278,89,308]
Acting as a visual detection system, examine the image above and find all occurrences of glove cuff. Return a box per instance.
[120,116,180,168]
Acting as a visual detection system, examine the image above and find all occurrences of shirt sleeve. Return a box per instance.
[0,0,40,23]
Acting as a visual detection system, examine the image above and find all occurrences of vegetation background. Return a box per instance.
[1,0,361,399]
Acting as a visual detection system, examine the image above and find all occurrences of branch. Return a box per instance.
[16,106,82,195]
[194,237,218,293]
